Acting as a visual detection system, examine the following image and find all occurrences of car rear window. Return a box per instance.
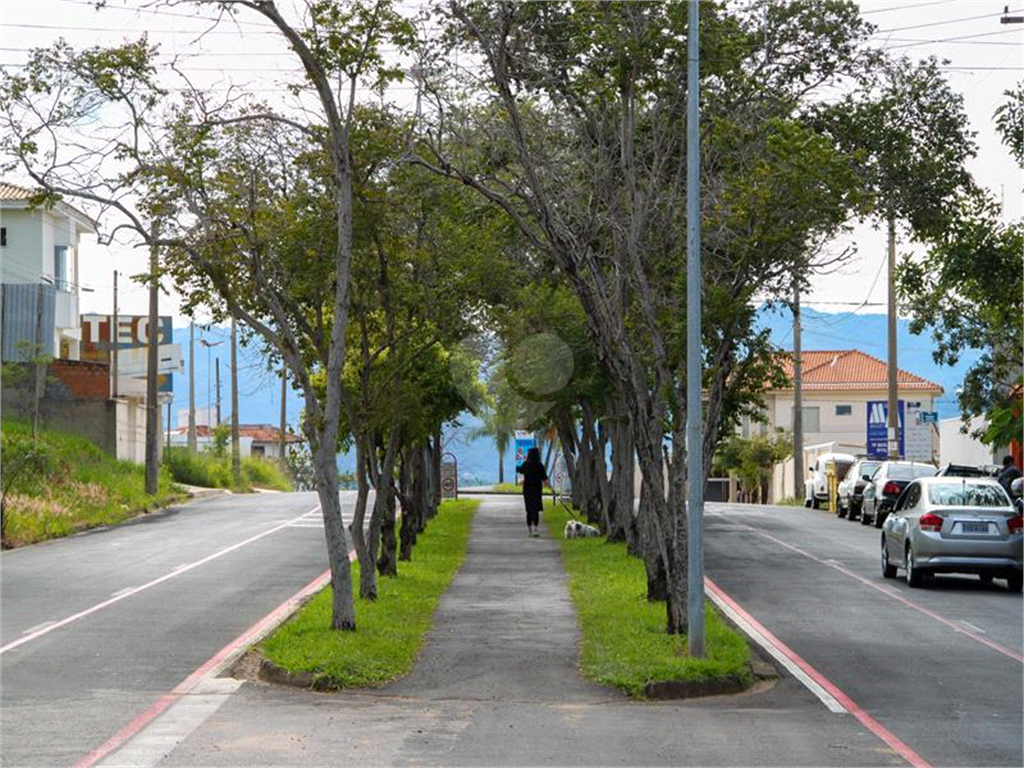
[927,483,1010,507]
[889,464,935,480]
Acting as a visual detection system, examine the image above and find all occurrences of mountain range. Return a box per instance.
[170,308,979,486]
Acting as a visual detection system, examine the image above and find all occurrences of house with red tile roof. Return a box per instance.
[167,423,304,461]
[746,350,944,501]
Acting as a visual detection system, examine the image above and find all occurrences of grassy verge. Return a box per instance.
[491,482,552,494]
[164,446,292,491]
[259,498,479,689]
[1,420,184,548]
[543,501,752,698]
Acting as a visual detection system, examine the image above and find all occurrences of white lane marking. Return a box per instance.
[95,678,244,768]
[704,582,847,713]
[21,621,56,635]
[110,588,136,598]
[1,505,321,655]
[959,620,986,634]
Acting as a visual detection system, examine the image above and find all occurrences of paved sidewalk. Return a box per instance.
[152,497,903,767]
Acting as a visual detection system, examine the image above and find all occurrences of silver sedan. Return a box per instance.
[881,476,1024,591]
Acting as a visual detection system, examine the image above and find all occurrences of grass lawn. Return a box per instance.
[544,502,753,698]
[0,420,184,547]
[259,498,479,689]
[491,482,552,494]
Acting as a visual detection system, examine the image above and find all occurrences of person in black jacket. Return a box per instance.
[516,447,548,537]
[998,455,1022,495]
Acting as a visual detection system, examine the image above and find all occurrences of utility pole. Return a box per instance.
[685,0,704,659]
[144,221,160,496]
[1001,6,1023,23]
[886,216,901,460]
[187,322,197,452]
[279,366,287,469]
[215,357,222,427]
[792,280,804,500]
[230,317,241,486]
[112,270,119,399]
[32,282,45,439]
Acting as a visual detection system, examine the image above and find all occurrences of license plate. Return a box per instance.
[961,522,989,534]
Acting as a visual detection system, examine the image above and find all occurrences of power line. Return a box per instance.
[874,7,1024,33]
[858,1,957,14]
[881,29,1023,49]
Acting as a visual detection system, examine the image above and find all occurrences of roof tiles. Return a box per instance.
[777,349,942,393]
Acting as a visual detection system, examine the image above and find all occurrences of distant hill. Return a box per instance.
[170,310,980,485]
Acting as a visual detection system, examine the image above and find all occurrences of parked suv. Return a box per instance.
[837,458,881,521]
[861,460,937,528]
[934,463,999,478]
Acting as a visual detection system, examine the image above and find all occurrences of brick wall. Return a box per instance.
[49,359,110,399]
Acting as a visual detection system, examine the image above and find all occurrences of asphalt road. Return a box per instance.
[704,501,1023,768]
[0,490,340,768]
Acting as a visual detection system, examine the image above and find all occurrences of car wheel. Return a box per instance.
[874,510,886,529]
[905,544,924,588]
[881,536,896,579]
[1008,573,1023,593]
[849,500,860,521]
[860,508,872,526]
[804,498,811,508]
[811,496,821,510]
[836,499,847,519]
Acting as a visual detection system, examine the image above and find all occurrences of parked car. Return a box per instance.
[804,452,857,510]
[934,463,999,478]
[881,476,1023,591]
[837,458,881,520]
[860,460,936,528]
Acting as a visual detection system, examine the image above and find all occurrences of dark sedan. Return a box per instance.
[861,460,937,529]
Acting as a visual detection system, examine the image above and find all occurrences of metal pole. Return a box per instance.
[215,357,221,427]
[886,216,901,460]
[230,317,241,485]
[280,366,287,468]
[793,280,804,501]
[144,221,160,495]
[112,270,119,399]
[685,0,704,658]
[187,322,197,452]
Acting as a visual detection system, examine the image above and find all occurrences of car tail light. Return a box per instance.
[883,481,902,496]
[1009,515,1023,534]
[919,513,943,532]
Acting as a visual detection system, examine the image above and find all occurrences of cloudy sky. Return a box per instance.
[1,0,1020,327]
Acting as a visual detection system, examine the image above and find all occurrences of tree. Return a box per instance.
[410,0,877,634]
[0,0,415,631]
[897,196,1023,448]
[715,431,793,504]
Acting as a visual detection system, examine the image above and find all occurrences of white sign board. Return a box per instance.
[440,455,458,500]
[903,400,934,463]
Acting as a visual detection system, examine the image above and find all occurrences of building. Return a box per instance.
[1,181,93,361]
[748,350,944,502]
[166,424,304,461]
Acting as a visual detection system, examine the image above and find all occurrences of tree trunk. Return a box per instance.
[350,438,376,600]
[311,439,357,630]
[606,405,634,544]
[375,429,401,576]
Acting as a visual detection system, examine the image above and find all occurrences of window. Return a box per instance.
[802,406,820,433]
[53,245,68,290]
[1,227,6,246]
[835,404,852,416]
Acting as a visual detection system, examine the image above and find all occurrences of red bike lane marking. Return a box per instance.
[705,577,931,768]
[75,543,356,768]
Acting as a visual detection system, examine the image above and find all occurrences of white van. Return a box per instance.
[804,452,858,509]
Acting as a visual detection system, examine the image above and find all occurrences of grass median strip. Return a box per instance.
[544,502,753,698]
[258,498,478,689]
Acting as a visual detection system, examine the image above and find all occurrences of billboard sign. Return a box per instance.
[513,430,536,469]
[866,400,905,459]
[80,314,176,393]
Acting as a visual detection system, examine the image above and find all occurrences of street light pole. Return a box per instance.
[198,337,223,430]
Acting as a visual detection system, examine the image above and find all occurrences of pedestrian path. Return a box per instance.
[154,497,905,767]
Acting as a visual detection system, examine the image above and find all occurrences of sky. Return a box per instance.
[0,0,1021,329]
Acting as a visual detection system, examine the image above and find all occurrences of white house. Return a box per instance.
[751,350,944,501]
[0,181,95,361]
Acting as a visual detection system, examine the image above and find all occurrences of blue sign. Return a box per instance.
[919,411,939,424]
[513,430,536,469]
[866,400,905,459]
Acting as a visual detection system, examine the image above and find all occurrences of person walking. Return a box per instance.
[516,446,548,537]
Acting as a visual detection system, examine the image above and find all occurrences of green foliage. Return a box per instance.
[897,194,1023,445]
[0,420,181,547]
[164,447,292,492]
[259,499,478,687]
[995,84,1023,168]
[714,431,794,502]
[544,502,752,698]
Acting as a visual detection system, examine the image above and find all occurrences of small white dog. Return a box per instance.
[564,519,601,539]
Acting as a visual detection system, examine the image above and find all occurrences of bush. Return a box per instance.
[164,447,293,491]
